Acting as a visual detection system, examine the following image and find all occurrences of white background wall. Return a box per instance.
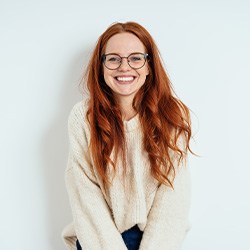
[1,0,249,249]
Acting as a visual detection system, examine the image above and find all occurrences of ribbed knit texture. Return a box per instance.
[62,100,191,250]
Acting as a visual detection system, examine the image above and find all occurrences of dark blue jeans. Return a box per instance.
[76,224,143,250]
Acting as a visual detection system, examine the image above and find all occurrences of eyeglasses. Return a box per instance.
[102,53,149,70]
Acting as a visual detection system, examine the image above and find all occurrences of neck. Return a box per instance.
[123,109,137,121]
[117,96,137,121]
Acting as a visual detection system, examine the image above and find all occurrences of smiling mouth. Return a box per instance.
[115,76,136,83]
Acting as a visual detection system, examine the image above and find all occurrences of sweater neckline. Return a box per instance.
[123,114,139,132]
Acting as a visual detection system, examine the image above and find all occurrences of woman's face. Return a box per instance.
[103,32,149,104]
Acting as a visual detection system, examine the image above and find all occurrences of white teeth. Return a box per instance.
[116,76,134,82]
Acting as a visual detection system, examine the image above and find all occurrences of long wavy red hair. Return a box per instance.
[84,21,194,189]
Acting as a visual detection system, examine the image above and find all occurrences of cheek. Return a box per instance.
[103,69,115,88]
[103,68,110,82]
[138,63,149,77]
[138,66,149,78]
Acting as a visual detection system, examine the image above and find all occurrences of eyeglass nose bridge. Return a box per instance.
[118,56,131,68]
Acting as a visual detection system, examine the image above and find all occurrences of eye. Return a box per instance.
[129,54,143,62]
[106,55,121,63]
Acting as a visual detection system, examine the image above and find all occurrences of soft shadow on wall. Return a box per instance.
[41,46,91,250]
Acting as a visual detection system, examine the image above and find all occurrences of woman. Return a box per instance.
[62,21,194,250]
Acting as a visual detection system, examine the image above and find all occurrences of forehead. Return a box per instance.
[105,32,146,55]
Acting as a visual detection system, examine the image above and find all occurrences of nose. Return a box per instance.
[118,58,131,71]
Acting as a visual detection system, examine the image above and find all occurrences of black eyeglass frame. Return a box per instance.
[102,52,149,70]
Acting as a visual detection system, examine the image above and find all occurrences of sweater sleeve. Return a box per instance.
[139,163,191,250]
[64,102,127,250]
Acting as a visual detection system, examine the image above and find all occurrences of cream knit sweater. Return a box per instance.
[62,100,191,250]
